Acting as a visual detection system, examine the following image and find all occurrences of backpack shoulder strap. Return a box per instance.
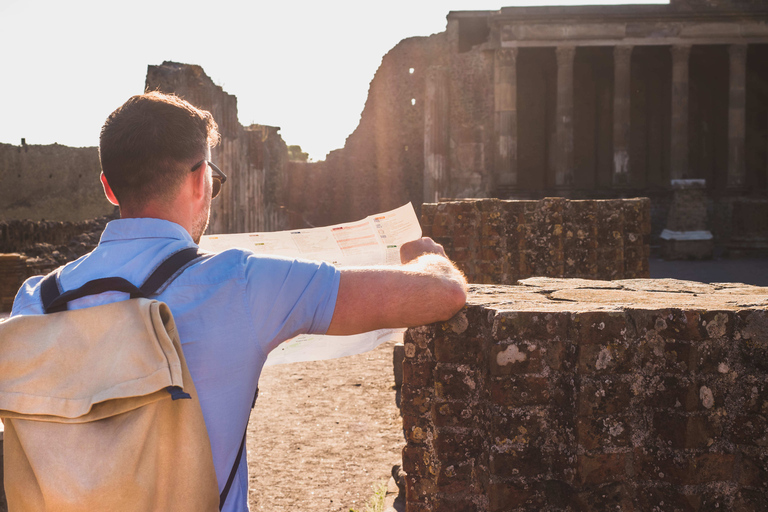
[219,387,258,510]
[139,247,203,296]
[41,247,207,314]
[40,268,63,313]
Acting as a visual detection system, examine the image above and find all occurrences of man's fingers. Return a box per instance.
[400,237,447,263]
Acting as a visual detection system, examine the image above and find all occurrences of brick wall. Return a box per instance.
[401,278,768,511]
[421,198,650,284]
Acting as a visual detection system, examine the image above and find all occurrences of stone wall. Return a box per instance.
[401,278,768,511]
[0,217,111,311]
[421,198,650,284]
[146,62,289,235]
[0,143,113,222]
[0,217,110,255]
[1,63,290,236]
[282,35,450,228]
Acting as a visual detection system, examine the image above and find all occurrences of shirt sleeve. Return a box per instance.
[11,275,44,317]
[243,253,340,354]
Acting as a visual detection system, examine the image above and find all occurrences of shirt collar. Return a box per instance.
[99,218,195,244]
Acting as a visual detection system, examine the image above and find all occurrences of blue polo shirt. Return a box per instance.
[12,218,341,512]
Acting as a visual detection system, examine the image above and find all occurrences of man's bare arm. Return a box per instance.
[326,238,467,336]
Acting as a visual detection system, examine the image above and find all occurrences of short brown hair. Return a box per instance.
[99,91,220,208]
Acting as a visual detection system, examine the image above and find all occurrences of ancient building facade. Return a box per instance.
[292,0,768,252]
[458,0,768,252]
[468,0,768,197]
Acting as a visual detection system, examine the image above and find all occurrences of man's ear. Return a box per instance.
[190,161,208,201]
[100,173,119,206]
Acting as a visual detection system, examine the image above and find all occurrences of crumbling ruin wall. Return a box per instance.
[283,34,450,228]
[283,30,499,229]
[402,278,768,511]
[146,62,288,234]
[421,198,650,284]
[0,143,113,222]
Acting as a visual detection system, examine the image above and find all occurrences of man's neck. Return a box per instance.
[119,202,195,239]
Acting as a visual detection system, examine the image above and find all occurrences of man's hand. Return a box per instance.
[400,237,447,263]
[326,240,467,336]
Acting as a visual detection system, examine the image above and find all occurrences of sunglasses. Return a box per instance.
[190,160,227,199]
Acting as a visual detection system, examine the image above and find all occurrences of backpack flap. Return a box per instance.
[0,298,185,422]
[0,298,220,512]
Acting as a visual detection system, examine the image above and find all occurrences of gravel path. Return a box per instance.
[246,340,404,511]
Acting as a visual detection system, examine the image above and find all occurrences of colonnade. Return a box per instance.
[492,43,751,190]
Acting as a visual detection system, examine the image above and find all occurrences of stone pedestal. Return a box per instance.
[402,280,768,512]
[393,343,405,389]
[661,179,714,259]
[420,198,651,284]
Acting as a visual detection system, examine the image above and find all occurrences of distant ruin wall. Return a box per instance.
[146,62,288,234]
[402,278,768,511]
[0,143,113,222]
[281,30,502,229]
[421,198,650,284]
[282,34,451,228]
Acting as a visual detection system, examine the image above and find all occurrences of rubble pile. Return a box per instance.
[0,216,113,311]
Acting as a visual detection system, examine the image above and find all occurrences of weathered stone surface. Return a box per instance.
[0,143,112,223]
[0,216,115,311]
[402,278,768,511]
[422,198,650,284]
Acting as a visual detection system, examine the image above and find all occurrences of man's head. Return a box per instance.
[99,91,220,212]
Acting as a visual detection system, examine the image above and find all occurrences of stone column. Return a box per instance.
[670,45,691,180]
[555,46,576,188]
[613,45,633,186]
[424,66,449,203]
[495,47,518,187]
[727,44,747,189]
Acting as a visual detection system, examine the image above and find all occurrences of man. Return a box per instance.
[11,91,467,510]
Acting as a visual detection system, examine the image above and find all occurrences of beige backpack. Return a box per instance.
[0,249,223,511]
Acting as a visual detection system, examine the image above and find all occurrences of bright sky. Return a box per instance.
[0,0,666,161]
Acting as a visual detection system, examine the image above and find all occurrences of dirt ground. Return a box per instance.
[246,339,404,511]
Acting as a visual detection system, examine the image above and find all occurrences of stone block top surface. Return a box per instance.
[467,277,768,313]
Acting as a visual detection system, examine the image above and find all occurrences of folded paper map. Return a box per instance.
[200,203,421,365]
